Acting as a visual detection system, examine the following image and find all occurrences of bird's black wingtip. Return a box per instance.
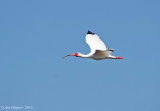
[87,30,95,35]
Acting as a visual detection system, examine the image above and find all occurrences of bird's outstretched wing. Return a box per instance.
[94,49,114,57]
[86,31,107,53]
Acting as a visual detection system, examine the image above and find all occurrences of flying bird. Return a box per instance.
[63,31,123,60]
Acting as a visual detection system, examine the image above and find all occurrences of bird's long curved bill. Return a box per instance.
[62,54,71,59]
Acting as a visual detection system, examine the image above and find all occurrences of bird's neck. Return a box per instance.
[78,53,91,58]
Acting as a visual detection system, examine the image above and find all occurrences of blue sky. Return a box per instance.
[0,0,160,111]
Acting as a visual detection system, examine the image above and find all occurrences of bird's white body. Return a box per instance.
[77,50,115,60]
[63,31,123,60]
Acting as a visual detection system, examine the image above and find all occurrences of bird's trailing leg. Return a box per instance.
[114,57,123,59]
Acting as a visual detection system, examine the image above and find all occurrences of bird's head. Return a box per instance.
[62,53,79,58]
[115,56,123,59]
[69,53,79,57]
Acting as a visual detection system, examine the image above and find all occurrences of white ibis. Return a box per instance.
[63,31,123,60]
